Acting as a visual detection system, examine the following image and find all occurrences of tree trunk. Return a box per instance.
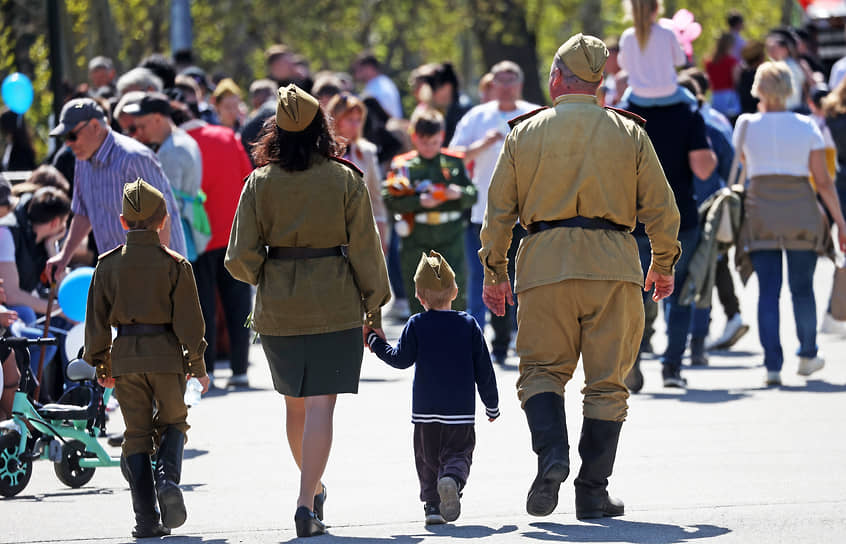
[580,0,603,39]
[470,0,544,105]
[781,0,793,26]
[89,0,120,69]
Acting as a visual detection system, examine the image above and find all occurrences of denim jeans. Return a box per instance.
[750,249,818,371]
[387,223,406,300]
[636,227,700,369]
[465,223,486,328]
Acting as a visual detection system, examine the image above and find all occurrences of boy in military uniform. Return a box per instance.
[383,109,477,315]
[365,251,499,525]
[83,179,210,538]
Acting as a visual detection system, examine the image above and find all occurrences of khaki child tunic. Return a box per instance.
[479,94,681,421]
[84,229,207,455]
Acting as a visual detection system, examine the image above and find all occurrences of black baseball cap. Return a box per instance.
[123,92,171,117]
[49,98,107,137]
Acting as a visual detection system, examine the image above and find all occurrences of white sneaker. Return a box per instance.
[765,371,781,386]
[706,313,750,351]
[797,356,825,377]
[385,298,410,321]
[820,312,846,336]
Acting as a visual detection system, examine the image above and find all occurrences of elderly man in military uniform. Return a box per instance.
[480,34,681,519]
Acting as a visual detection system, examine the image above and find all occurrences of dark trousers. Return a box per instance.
[414,422,475,504]
[194,247,252,375]
[714,254,740,319]
[490,225,525,358]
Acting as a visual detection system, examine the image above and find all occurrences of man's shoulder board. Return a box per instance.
[97,245,124,261]
[391,150,419,167]
[508,107,550,129]
[329,156,364,176]
[440,148,465,160]
[604,107,646,127]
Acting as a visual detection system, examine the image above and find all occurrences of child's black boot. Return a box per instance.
[524,392,569,516]
[125,453,170,538]
[155,427,187,529]
[574,417,625,519]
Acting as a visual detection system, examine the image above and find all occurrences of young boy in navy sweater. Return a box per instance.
[365,250,499,524]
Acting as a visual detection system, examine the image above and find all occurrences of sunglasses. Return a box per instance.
[66,119,92,142]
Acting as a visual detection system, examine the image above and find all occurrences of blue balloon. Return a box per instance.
[58,267,95,323]
[1,73,34,114]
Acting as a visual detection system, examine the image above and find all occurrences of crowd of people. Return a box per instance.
[1,2,846,536]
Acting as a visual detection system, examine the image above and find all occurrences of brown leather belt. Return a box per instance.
[117,324,172,336]
[267,246,347,260]
[526,216,629,235]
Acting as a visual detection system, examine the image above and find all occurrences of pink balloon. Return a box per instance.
[673,9,695,28]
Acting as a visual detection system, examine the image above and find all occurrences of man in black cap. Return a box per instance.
[44,98,187,280]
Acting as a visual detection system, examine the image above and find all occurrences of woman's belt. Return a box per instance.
[414,211,463,225]
[526,216,629,235]
[117,324,173,336]
[267,246,348,259]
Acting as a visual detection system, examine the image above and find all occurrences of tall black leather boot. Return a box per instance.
[524,392,569,516]
[125,453,170,538]
[155,427,187,529]
[574,418,625,520]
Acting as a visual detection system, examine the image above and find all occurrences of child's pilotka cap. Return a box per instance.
[414,250,456,291]
[122,178,164,222]
[276,84,320,132]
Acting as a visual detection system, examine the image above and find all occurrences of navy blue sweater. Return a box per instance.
[367,310,500,424]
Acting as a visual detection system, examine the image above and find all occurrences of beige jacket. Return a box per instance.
[225,157,391,334]
[480,94,681,293]
[348,139,388,224]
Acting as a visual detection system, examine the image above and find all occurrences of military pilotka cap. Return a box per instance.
[49,98,106,137]
[122,178,165,222]
[555,33,609,83]
[414,250,456,292]
[276,84,320,132]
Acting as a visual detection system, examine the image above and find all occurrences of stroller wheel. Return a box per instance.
[54,440,96,488]
[0,431,32,497]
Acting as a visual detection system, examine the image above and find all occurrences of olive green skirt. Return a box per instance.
[260,328,363,397]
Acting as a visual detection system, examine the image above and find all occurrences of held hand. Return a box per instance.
[0,310,19,328]
[445,184,463,200]
[197,375,211,394]
[483,128,504,148]
[644,268,674,302]
[837,223,846,254]
[98,376,116,389]
[483,282,514,317]
[45,253,70,283]
[419,193,440,209]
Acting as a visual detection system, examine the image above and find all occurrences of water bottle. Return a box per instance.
[184,377,203,406]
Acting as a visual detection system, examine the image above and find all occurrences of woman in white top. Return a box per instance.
[327,93,389,254]
[734,61,846,386]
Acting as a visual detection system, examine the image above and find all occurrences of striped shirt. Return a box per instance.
[73,130,187,256]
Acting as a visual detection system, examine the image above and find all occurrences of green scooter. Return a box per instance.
[0,336,120,497]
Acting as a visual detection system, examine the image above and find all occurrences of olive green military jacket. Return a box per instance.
[382,150,477,215]
[225,157,391,334]
[83,230,208,379]
[480,94,681,293]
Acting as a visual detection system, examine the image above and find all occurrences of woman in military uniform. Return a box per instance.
[225,85,391,537]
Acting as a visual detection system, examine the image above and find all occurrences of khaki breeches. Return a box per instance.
[516,279,644,422]
[115,372,189,456]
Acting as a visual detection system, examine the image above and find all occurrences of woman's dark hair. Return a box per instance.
[251,109,341,171]
[27,186,71,225]
[0,108,33,151]
[13,165,71,197]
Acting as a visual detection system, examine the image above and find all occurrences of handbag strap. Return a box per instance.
[727,117,749,188]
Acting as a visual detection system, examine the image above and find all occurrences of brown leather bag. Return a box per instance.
[832,264,846,320]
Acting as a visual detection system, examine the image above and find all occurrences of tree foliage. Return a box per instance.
[0,0,790,163]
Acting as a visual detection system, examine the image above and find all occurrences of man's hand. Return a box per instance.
[197,374,211,394]
[644,268,674,301]
[98,376,116,388]
[483,281,514,317]
[45,253,71,283]
[0,310,19,328]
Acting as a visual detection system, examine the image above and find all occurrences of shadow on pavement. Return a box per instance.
[184,448,209,460]
[705,350,758,358]
[643,389,750,404]
[163,538,229,544]
[11,486,117,501]
[360,377,403,383]
[772,380,846,393]
[424,523,518,538]
[282,535,424,543]
[525,520,731,543]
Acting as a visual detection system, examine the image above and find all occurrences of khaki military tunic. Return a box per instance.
[225,157,391,334]
[83,229,207,454]
[479,94,681,422]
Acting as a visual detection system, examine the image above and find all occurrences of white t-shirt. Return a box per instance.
[618,22,686,98]
[0,227,15,263]
[734,112,824,178]
[829,56,846,90]
[449,100,540,224]
[364,74,403,119]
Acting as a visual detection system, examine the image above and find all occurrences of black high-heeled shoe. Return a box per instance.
[294,505,326,537]
[313,484,327,521]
